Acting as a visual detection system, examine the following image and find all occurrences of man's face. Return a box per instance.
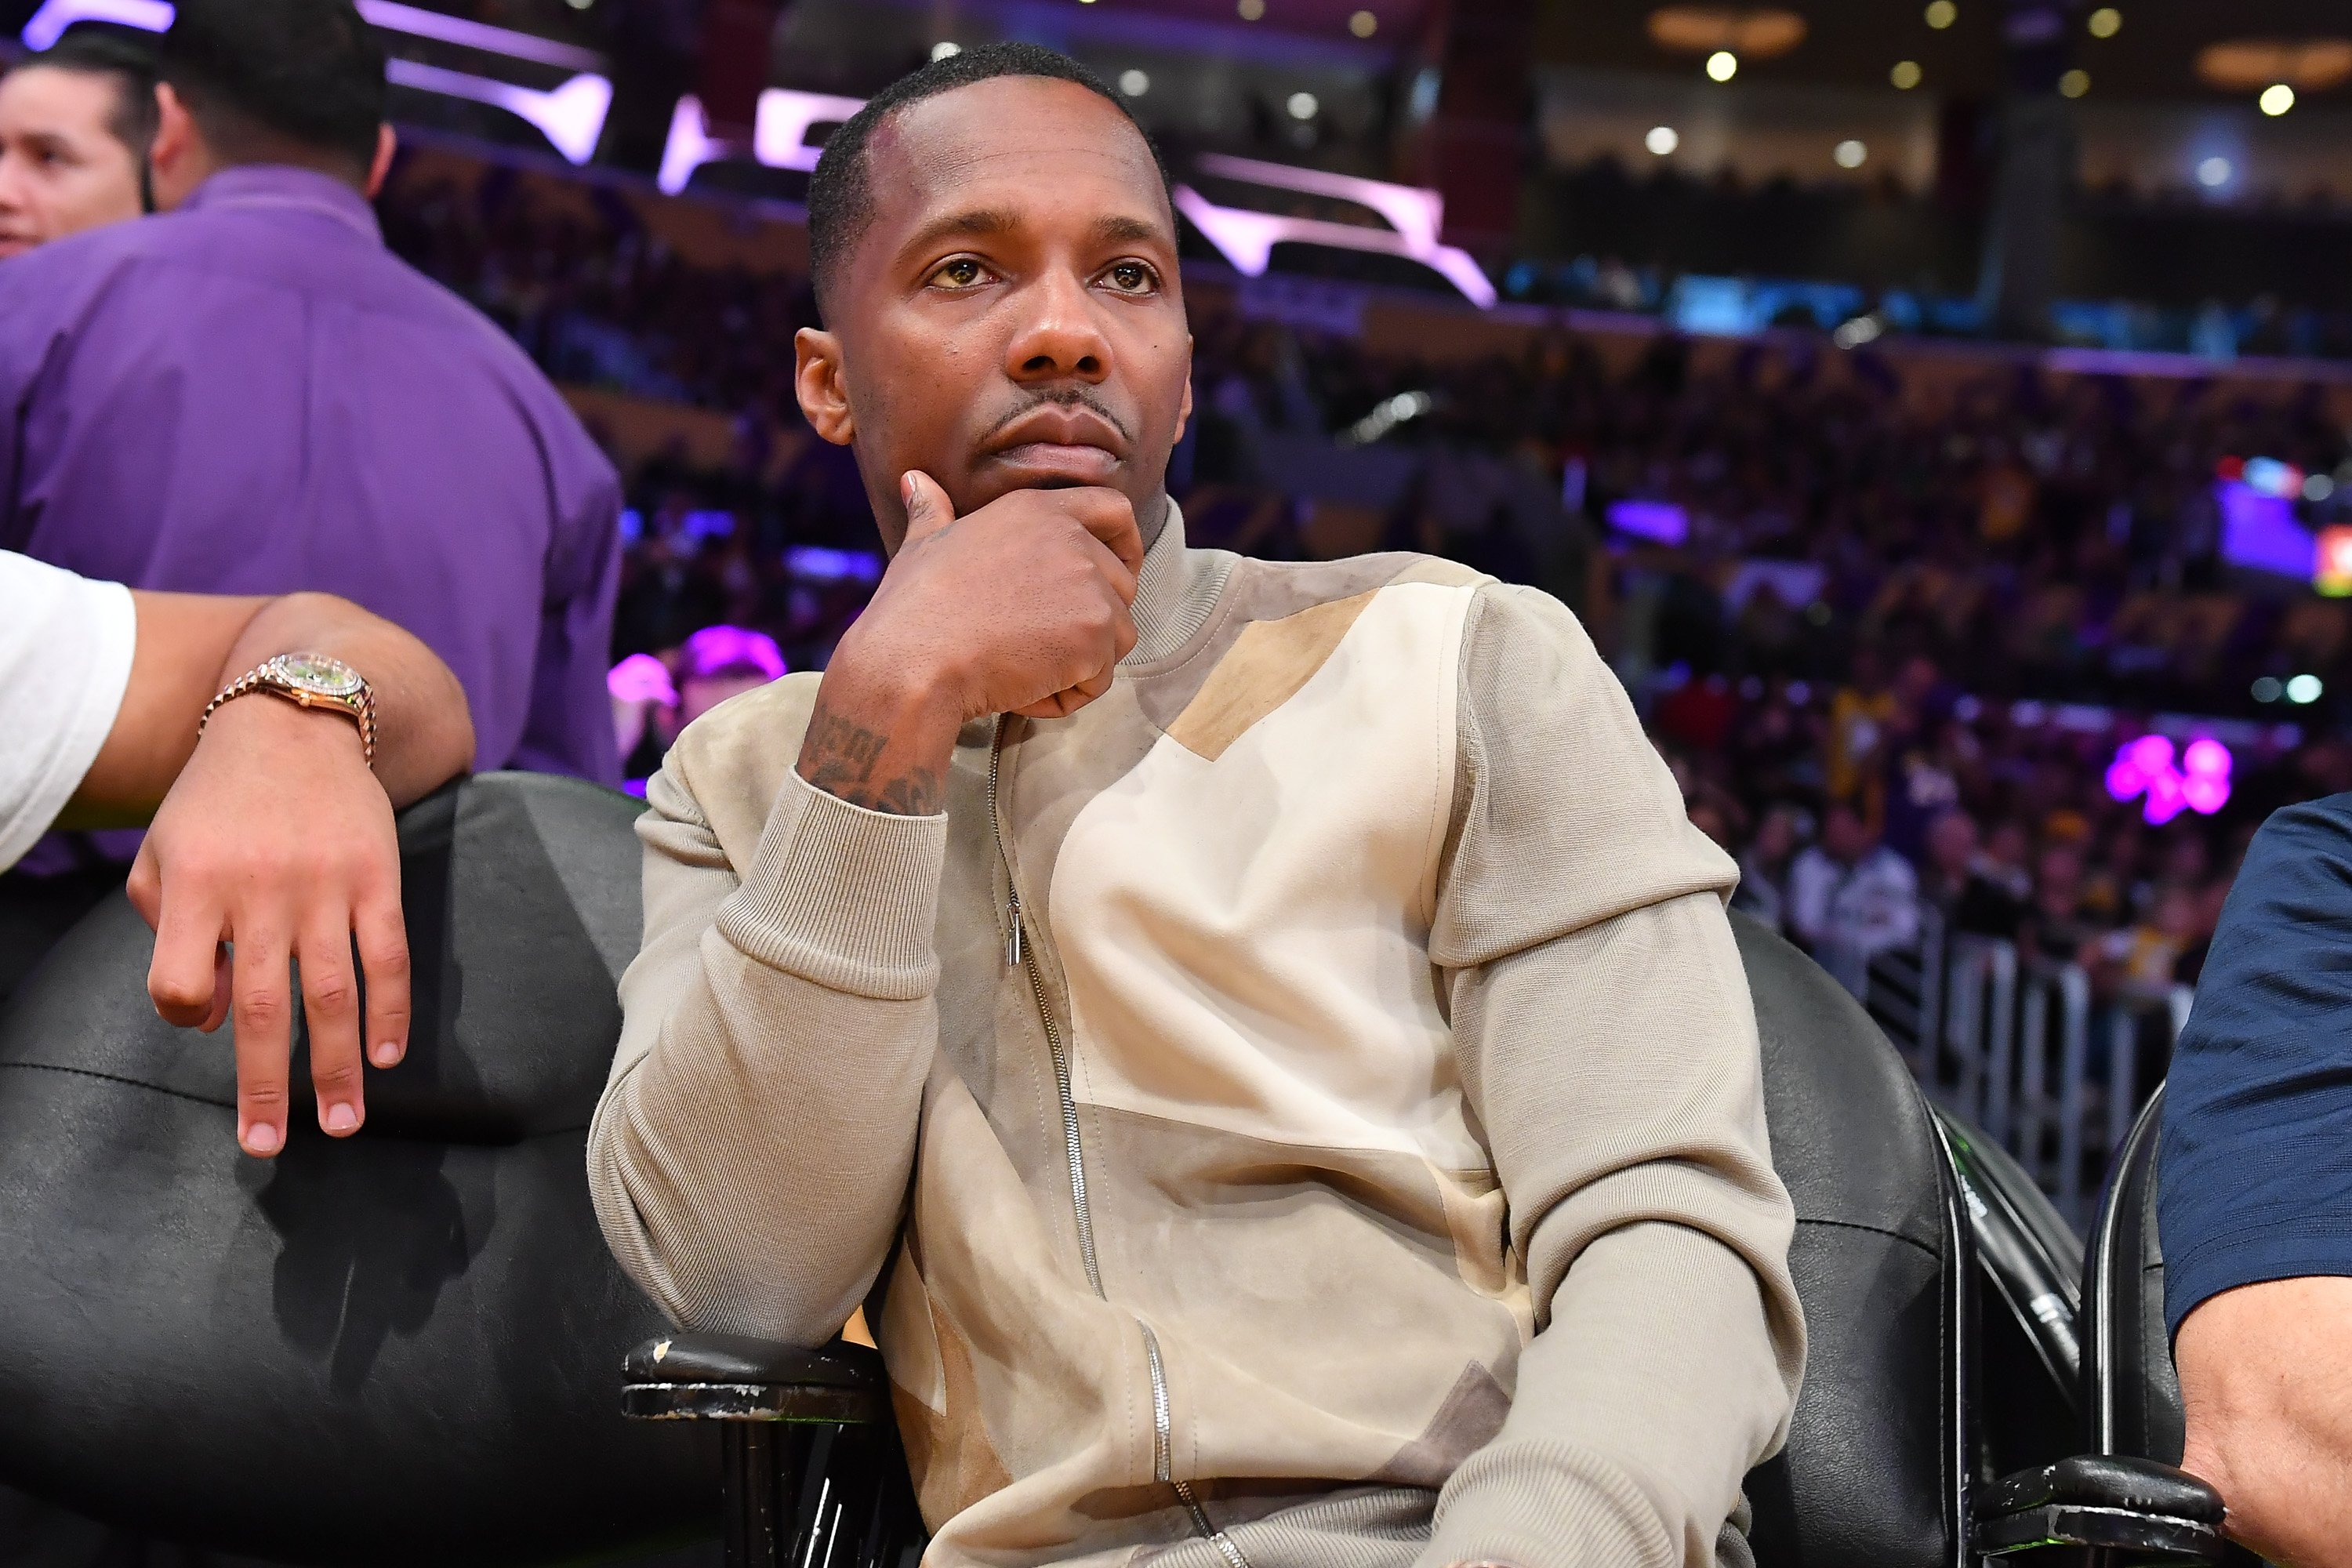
[0,67,143,260]
[797,75,1192,550]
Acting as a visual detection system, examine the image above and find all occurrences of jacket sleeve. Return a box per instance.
[586,722,945,1342]
[1417,584,1805,1568]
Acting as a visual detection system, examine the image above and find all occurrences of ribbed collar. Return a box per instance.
[180,165,383,244]
[1125,499,1234,667]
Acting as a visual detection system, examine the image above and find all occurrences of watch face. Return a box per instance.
[272,652,365,699]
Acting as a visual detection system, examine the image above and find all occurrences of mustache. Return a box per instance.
[979,387,1132,447]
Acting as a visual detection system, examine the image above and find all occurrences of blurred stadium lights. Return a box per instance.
[2259,83,2296,115]
[1646,6,1803,57]
[1831,313,1885,349]
[2196,155,2234,189]
[1644,125,1679,154]
[1704,50,1738,81]
[1923,0,1957,30]
[1832,138,1867,169]
[1890,60,1922,89]
[2087,6,2121,38]
[2196,38,2352,94]
[1338,390,1433,447]
[1178,151,1497,306]
[931,41,961,60]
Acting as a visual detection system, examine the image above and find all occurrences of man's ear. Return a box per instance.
[147,82,207,212]
[1173,333,1195,446]
[365,124,397,200]
[794,327,856,447]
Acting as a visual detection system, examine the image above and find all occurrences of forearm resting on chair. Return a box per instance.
[64,588,474,824]
[2176,1276,2352,1568]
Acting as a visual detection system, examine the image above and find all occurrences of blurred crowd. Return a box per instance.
[376,154,2352,1001]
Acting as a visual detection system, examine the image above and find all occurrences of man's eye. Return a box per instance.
[930,258,991,289]
[1102,261,1158,295]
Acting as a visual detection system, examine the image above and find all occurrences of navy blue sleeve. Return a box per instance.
[2160,792,2352,1337]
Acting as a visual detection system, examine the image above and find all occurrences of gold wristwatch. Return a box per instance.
[200,652,378,770]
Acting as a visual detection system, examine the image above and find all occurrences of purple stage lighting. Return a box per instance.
[2106,733,2233,825]
[1604,499,1690,546]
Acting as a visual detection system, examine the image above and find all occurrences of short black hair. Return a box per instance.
[28,27,159,159]
[159,0,386,174]
[804,42,1170,322]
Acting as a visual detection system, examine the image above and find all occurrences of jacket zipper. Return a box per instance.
[988,719,1101,1294]
[988,718,1248,1568]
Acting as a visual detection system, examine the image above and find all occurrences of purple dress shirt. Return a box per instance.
[0,165,622,784]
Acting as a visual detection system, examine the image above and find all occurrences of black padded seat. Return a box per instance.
[1732,913,1970,1568]
[0,774,713,1565]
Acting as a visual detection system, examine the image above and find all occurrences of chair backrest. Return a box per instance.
[1732,913,1972,1568]
[0,773,712,1565]
[2082,1087,2180,1464]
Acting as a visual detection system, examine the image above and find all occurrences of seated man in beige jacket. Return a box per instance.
[589,42,1804,1568]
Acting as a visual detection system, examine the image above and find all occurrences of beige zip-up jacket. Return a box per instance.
[590,505,1805,1568]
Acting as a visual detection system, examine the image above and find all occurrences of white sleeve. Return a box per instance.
[0,553,136,872]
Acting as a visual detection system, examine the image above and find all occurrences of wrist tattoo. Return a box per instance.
[798,706,944,815]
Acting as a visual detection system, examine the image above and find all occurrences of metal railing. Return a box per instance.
[1860,907,2193,1232]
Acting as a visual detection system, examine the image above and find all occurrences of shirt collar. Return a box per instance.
[180,165,382,245]
[1124,497,1236,667]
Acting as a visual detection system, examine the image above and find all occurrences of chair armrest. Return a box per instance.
[1975,1454,2227,1562]
[621,1332,890,1425]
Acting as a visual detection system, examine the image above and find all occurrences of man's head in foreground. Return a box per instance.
[149,0,394,211]
[793,43,1192,552]
[0,31,157,259]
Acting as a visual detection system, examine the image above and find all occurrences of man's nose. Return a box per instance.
[1004,267,1112,386]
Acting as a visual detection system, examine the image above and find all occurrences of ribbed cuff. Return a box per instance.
[1421,1442,1670,1568]
[715,769,948,1000]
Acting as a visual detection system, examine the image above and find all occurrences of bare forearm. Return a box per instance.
[2178,1277,2352,1566]
[222,593,475,807]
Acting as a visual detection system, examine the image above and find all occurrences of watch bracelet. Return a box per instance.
[199,662,378,770]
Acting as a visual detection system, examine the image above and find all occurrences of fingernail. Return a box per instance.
[370,1040,402,1068]
[900,471,917,507]
[324,1102,358,1134]
[245,1122,281,1156]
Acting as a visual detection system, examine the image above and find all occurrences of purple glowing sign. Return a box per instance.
[1174,152,1496,308]
[25,0,601,67]
[21,0,612,165]
[2106,734,2233,825]
[19,0,169,48]
[384,60,612,165]
[657,88,866,195]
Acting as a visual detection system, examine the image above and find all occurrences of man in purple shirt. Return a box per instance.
[0,0,622,786]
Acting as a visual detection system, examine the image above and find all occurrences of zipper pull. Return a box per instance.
[1005,891,1025,969]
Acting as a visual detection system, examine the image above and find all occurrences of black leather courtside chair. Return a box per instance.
[1972,1087,2243,1566]
[0,774,714,1565]
[626,913,1991,1568]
